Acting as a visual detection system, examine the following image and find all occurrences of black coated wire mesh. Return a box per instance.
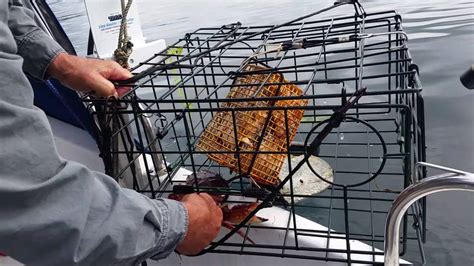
[83,2,426,264]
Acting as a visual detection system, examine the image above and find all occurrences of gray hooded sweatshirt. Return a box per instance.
[0,1,188,265]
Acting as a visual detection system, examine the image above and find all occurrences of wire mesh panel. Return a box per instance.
[83,2,426,264]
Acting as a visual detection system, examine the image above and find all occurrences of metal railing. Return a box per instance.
[384,162,474,265]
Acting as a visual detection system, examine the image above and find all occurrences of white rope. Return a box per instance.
[114,0,134,68]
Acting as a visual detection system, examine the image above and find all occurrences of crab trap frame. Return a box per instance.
[84,1,427,264]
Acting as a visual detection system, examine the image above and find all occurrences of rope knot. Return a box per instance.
[114,0,134,69]
[114,39,134,69]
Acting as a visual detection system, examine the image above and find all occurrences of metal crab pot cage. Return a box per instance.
[83,2,427,264]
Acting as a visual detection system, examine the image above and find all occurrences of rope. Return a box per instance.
[114,0,134,69]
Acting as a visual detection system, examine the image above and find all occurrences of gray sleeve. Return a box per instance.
[0,77,188,265]
[0,2,188,265]
[8,0,65,80]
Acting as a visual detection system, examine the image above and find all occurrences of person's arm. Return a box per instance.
[7,0,65,81]
[8,0,130,97]
[0,1,221,264]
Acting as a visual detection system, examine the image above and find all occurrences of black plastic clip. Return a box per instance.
[184,33,193,45]
[394,14,403,30]
[409,63,419,75]
[173,185,195,194]
[341,84,347,107]
[331,86,367,128]
[242,188,271,199]
[175,112,184,121]
[156,128,169,140]
[408,64,419,87]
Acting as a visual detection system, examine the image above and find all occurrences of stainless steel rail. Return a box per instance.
[384,162,474,266]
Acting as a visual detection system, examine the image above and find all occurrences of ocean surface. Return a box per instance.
[48,0,474,265]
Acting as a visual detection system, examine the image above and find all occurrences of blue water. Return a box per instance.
[48,0,474,265]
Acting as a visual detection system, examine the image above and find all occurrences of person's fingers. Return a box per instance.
[180,194,192,202]
[197,193,221,218]
[200,193,222,224]
[104,61,133,80]
[214,205,223,222]
[199,193,218,207]
[86,73,118,98]
[116,86,131,97]
[100,61,132,98]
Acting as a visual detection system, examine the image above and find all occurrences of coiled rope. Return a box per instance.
[114,0,134,69]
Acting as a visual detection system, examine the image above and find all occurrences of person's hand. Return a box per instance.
[175,193,223,255]
[47,53,132,97]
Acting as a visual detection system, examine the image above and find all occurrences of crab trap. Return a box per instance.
[84,1,427,264]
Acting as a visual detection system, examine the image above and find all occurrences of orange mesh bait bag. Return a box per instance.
[196,64,308,186]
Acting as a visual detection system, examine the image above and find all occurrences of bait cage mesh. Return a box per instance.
[84,2,427,264]
[196,63,308,187]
